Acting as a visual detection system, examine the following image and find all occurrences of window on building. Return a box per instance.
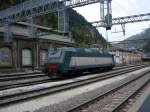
[22,49,32,66]
[0,47,12,66]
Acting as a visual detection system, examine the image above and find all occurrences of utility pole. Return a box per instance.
[28,0,38,71]
[100,0,112,30]
[4,21,12,43]
[100,0,112,50]
[58,0,69,33]
[105,29,109,50]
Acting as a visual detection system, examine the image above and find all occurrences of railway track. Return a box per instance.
[0,63,149,107]
[0,73,51,91]
[66,70,150,112]
[0,63,147,91]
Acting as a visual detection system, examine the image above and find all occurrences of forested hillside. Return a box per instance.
[0,0,106,47]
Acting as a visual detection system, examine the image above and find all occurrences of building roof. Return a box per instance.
[110,46,142,55]
[0,22,75,44]
[39,34,74,43]
[110,46,133,52]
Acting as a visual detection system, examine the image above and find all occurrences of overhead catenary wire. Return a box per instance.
[127,0,150,28]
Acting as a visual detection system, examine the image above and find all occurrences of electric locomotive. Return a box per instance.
[44,47,115,77]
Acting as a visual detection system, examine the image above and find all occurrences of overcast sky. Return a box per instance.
[74,0,150,42]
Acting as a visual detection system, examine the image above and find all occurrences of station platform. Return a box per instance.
[138,94,150,112]
[128,84,150,112]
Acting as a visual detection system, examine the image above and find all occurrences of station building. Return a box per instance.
[110,47,142,65]
[0,22,75,72]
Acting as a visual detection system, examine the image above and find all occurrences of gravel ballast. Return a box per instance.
[0,67,150,112]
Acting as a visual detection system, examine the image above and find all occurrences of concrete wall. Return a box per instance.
[0,35,74,72]
[110,49,142,65]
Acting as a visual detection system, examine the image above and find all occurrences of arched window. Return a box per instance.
[40,50,48,66]
[0,47,12,67]
[22,49,32,66]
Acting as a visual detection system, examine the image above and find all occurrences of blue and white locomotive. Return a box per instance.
[44,47,115,77]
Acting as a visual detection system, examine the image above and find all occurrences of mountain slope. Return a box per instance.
[114,28,150,50]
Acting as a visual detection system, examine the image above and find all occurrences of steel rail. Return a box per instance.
[0,63,139,80]
[66,69,150,112]
[0,63,143,91]
[0,74,45,81]
[0,71,42,77]
[0,64,149,107]
[110,80,149,112]
[0,63,147,91]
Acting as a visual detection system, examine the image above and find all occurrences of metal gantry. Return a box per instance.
[58,9,69,33]
[92,13,150,27]
[1,0,150,42]
[1,0,150,29]
[0,0,63,24]
[0,0,108,42]
[0,0,105,24]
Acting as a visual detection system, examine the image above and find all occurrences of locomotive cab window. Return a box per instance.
[48,48,64,63]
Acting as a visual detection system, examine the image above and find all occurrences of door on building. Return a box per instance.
[22,49,32,66]
[40,50,48,66]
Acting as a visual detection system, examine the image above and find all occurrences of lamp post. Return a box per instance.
[29,0,38,71]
